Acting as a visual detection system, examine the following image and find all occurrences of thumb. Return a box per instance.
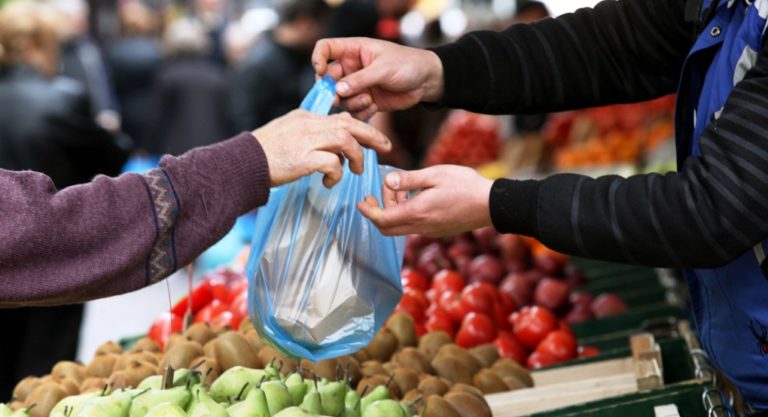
[386,169,435,191]
[337,64,387,97]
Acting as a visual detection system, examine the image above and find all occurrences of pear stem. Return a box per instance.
[235,383,250,402]
[359,385,369,398]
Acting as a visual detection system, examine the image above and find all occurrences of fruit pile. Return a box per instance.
[546,95,676,169]
[396,230,627,368]
[423,111,501,168]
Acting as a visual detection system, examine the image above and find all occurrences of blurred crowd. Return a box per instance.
[0,0,548,401]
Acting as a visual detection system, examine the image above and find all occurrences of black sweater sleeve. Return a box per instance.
[431,0,694,114]
[490,36,768,268]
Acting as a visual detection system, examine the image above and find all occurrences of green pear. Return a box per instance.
[137,369,194,391]
[264,363,281,380]
[76,390,132,417]
[342,390,361,417]
[299,387,322,414]
[361,400,405,417]
[318,381,347,416]
[209,367,265,403]
[261,381,292,416]
[359,385,389,414]
[187,386,227,417]
[399,403,413,417]
[285,373,306,406]
[129,386,191,417]
[9,409,29,417]
[144,403,187,417]
[272,406,313,417]
[50,392,101,417]
[226,386,269,417]
[0,404,12,417]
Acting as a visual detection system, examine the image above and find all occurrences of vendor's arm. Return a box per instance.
[0,110,390,307]
[433,0,693,113]
[360,43,768,268]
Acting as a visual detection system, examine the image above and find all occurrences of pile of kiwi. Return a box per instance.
[8,313,528,417]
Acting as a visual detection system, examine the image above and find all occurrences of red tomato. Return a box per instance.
[401,268,430,291]
[414,322,426,337]
[456,312,497,348]
[404,287,430,311]
[230,291,249,330]
[439,291,469,323]
[460,283,496,316]
[396,292,426,322]
[432,270,466,294]
[170,281,213,316]
[526,351,559,369]
[509,306,559,350]
[148,312,183,350]
[493,292,516,331]
[210,310,235,331]
[210,280,231,302]
[578,346,601,358]
[494,331,528,366]
[194,299,229,324]
[559,320,575,337]
[536,330,578,361]
[426,313,456,337]
[426,289,439,303]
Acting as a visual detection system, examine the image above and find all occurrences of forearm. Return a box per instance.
[0,133,270,307]
[432,0,693,114]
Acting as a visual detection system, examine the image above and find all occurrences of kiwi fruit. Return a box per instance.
[184,322,217,346]
[244,330,265,352]
[238,316,254,333]
[353,349,370,363]
[80,377,108,393]
[161,340,205,370]
[86,353,118,378]
[364,328,399,362]
[214,331,260,370]
[314,358,340,381]
[418,331,453,361]
[438,345,482,375]
[165,334,188,352]
[472,369,507,394]
[491,358,533,387]
[417,376,450,396]
[189,356,220,386]
[356,375,400,399]
[25,382,68,417]
[469,344,500,368]
[449,383,487,402]
[393,347,433,374]
[51,361,86,383]
[424,394,461,417]
[203,339,218,358]
[108,371,130,390]
[115,352,160,371]
[402,388,423,403]
[392,367,420,395]
[431,354,473,385]
[95,341,123,356]
[387,312,418,348]
[130,337,161,353]
[382,362,397,374]
[123,360,157,387]
[336,356,362,386]
[12,376,41,402]
[444,391,492,417]
[58,378,80,396]
[9,401,23,411]
[299,359,316,380]
[360,361,388,378]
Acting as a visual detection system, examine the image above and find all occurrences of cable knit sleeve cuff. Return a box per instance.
[490,178,541,237]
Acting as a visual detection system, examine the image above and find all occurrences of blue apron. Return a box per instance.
[677,0,768,408]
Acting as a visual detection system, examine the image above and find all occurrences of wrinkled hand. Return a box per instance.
[357,165,494,237]
[312,37,444,119]
[253,110,391,188]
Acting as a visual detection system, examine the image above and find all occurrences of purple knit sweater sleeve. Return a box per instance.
[0,132,270,307]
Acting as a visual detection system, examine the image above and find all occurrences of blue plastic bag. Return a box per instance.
[246,76,406,361]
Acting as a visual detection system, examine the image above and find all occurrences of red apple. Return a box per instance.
[564,304,594,323]
[499,272,534,308]
[454,255,473,278]
[496,234,530,262]
[533,249,568,277]
[563,264,586,287]
[468,255,505,285]
[417,242,453,278]
[534,278,571,312]
[591,293,628,318]
[448,240,478,259]
[524,269,545,286]
[569,292,595,309]
[472,227,498,254]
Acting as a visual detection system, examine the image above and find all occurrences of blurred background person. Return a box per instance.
[54,0,121,133]
[107,0,162,154]
[194,0,229,67]
[0,0,128,400]
[230,0,331,132]
[147,18,232,156]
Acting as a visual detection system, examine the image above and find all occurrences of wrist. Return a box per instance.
[421,50,445,103]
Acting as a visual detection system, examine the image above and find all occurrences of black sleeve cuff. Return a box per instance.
[490,178,541,237]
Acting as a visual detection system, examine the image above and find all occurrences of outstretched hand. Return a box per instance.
[357,165,494,237]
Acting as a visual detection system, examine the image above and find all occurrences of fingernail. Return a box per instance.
[387,174,400,189]
[337,81,350,95]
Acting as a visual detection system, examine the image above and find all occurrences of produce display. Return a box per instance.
[396,230,626,368]
[423,111,502,168]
